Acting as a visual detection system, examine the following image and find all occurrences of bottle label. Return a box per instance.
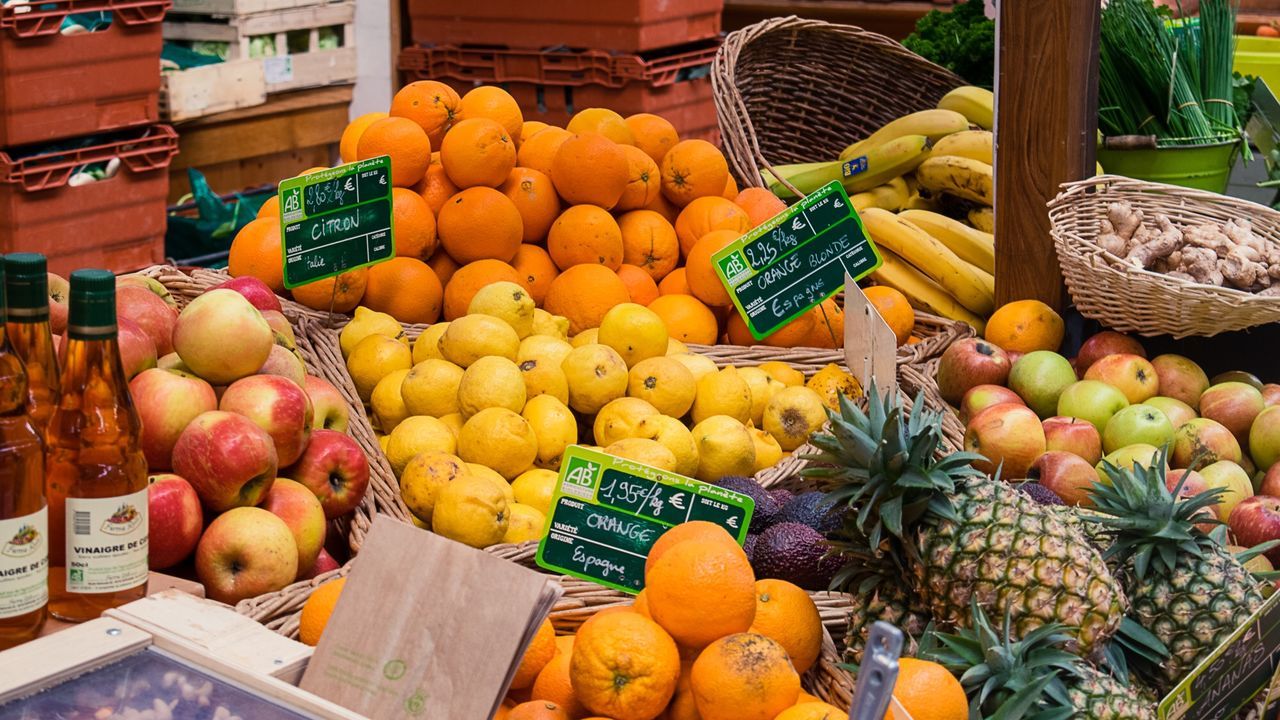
[0,505,49,619]
[65,490,148,594]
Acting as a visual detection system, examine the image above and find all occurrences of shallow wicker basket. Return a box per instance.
[712,15,963,190]
[1049,175,1280,338]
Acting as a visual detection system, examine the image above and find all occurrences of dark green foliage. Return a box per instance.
[903,0,995,89]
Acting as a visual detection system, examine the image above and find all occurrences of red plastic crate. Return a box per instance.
[407,0,722,54]
[0,0,169,148]
[0,125,177,277]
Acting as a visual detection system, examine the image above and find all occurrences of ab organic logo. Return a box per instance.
[561,456,599,500]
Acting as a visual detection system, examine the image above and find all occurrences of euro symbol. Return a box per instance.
[345,178,355,191]
[670,495,685,511]
[726,517,739,529]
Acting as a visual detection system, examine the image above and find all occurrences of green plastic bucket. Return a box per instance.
[1096,138,1238,194]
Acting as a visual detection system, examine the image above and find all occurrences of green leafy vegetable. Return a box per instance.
[902,0,995,89]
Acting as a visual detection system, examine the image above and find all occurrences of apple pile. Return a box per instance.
[936,330,1280,564]
[92,273,373,605]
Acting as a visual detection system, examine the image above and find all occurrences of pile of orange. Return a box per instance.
[228,81,920,348]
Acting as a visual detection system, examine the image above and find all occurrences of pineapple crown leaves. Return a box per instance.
[1101,616,1170,688]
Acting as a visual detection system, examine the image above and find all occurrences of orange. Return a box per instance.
[390,81,460,147]
[256,194,280,219]
[513,619,557,690]
[428,250,461,288]
[797,691,822,705]
[567,108,636,146]
[674,197,752,257]
[748,579,822,673]
[363,257,442,325]
[441,117,517,189]
[762,310,816,349]
[863,286,915,346]
[291,268,368,313]
[495,701,514,720]
[805,298,844,349]
[532,651,590,718]
[392,187,438,261]
[357,116,431,187]
[555,634,576,657]
[570,612,680,720]
[723,174,738,199]
[645,537,755,649]
[617,264,659,306]
[508,701,571,720]
[726,313,757,346]
[886,658,967,720]
[775,703,846,720]
[340,111,388,164]
[616,145,661,212]
[501,167,561,242]
[632,589,651,618]
[456,86,524,144]
[416,162,460,214]
[663,659,699,720]
[228,217,285,292]
[733,188,787,228]
[521,120,550,144]
[443,259,521,320]
[512,244,559,304]
[298,577,346,646]
[547,205,623,271]
[438,187,523,264]
[647,295,717,345]
[543,265,630,335]
[660,140,729,207]
[645,189,681,223]
[984,299,1065,353]
[552,133,628,210]
[657,269,691,296]
[684,229,740,308]
[645,522,737,575]
[618,210,679,282]
[689,634,800,720]
[625,113,679,163]
[518,127,572,177]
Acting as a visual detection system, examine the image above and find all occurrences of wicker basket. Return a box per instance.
[1049,175,1280,338]
[712,16,963,190]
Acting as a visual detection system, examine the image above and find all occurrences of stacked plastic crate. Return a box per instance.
[400,0,725,143]
[0,0,177,276]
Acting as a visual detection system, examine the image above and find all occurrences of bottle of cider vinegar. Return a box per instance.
[46,269,148,622]
[0,258,49,649]
[3,254,60,433]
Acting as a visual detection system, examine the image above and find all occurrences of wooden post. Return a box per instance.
[993,0,1100,309]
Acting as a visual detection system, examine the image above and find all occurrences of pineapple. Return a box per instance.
[806,384,1125,658]
[829,534,932,664]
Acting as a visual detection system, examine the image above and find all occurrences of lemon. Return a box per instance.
[377,434,390,452]
[522,395,578,469]
[593,397,660,446]
[412,322,449,364]
[432,476,509,548]
[669,352,717,382]
[570,328,599,348]
[519,358,569,405]
[518,334,574,369]
[690,415,755,481]
[635,414,699,477]
[691,366,753,426]
[399,451,469,523]
[760,361,805,388]
[626,356,696,418]
[737,367,774,427]
[438,412,464,440]
[439,314,520,367]
[411,514,430,530]
[561,344,628,415]
[666,338,689,355]
[512,468,558,515]
[749,427,784,473]
[764,386,828,451]
[604,438,677,471]
[531,309,569,339]
[806,363,863,411]
[502,503,547,544]
[370,368,410,433]
[457,356,526,419]
[340,306,406,359]
[347,334,413,402]
[598,303,668,367]
[386,416,457,476]
[469,281,536,338]
[458,407,539,479]
[401,359,464,417]
[466,463,516,503]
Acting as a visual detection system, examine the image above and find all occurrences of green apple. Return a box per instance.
[1058,380,1130,434]
[1008,351,1077,419]
[1095,443,1162,484]
[1200,460,1254,521]
[1103,404,1174,455]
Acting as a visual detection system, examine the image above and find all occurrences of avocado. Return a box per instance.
[774,491,842,534]
[716,475,779,533]
[743,533,758,562]
[751,522,840,591]
[768,488,795,508]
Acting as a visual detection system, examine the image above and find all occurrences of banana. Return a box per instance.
[843,134,931,193]
[839,109,969,162]
[871,248,987,333]
[968,207,994,233]
[763,161,837,198]
[930,130,993,165]
[937,86,994,130]
[851,176,911,212]
[903,193,940,211]
[915,155,994,206]
[897,208,995,274]
[859,208,995,316]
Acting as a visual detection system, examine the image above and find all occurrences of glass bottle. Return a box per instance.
[0,258,49,649]
[46,269,148,622]
[4,254,60,433]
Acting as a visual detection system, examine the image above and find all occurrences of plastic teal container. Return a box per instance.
[1096,138,1238,193]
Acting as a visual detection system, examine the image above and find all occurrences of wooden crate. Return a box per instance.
[161,58,267,122]
[171,0,345,13]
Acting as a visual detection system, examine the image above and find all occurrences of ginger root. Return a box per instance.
[1219,254,1268,290]
[1125,214,1182,269]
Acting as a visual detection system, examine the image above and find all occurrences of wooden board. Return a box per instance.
[171,0,344,14]
[0,618,151,704]
[162,58,267,122]
[164,2,354,52]
[723,0,937,39]
[265,46,357,93]
[36,572,206,639]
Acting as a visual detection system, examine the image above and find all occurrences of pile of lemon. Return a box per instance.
[340,281,858,549]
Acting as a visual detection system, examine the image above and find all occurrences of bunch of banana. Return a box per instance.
[860,208,995,317]
[764,133,931,199]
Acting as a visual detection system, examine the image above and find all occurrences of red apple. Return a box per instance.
[959,385,1024,425]
[1229,496,1280,565]
[936,339,1012,406]
[117,317,157,380]
[1261,463,1280,497]
[261,310,296,347]
[47,272,69,336]
[130,367,218,469]
[172,410,279,512]
[1202,460,1255,521]
[1043,416,1103,465]
[1084,353,1159,404]
[304,374,350,433]
[1076,331,1146,373]
[1213,371,1264,391]
[260,478,326,576]
[147,473,203,569]
[1028,451,1100,506]
[256,344,306,387]
[117,273,178,309]
[1263,384,1280,408]
[1150,354,1210,410]
[173,289,274,385]
[157,352,192,373]
[1201,382,1266,446]
[1171,417,1243,469]
[1006,350,1025,366]
[964,403,1047,478]
[1251,406,1280,473]
[219,374,313,466]
[286,429,370,518]
[1167,468,1218,531]
[117,285,178,356]
[195,507,298,604]
[302,548,341,580]
[1145,396,1197,431]
[214,275,282,314]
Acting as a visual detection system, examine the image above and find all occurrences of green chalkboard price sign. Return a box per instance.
[712,180,881,340]
[278,156,395,289]
[535,446,754,594]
